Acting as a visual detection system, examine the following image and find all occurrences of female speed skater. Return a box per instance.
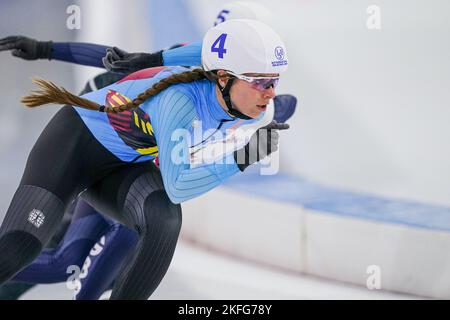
[0,2,296,300]
[0,33,295,300]
[0,19,291,300]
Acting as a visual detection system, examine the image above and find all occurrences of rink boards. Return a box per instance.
[181,171,450,299]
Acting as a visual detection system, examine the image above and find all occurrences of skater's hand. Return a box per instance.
[102,47,163,74]
[0,36,52,60]
[234,120,290,172]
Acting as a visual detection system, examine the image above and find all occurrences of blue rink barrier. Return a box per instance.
[223,171,450,233]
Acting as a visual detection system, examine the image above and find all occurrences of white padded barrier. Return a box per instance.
[180,172,450,299]
[181,190,306,272]
[305,212,450,299]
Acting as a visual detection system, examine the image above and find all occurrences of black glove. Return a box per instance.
[102,46,164,74]
[0,36,52,60]
[233,120,290,172]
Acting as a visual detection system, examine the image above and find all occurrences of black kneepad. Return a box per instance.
[123,173,181,234]
[143,190,182,233]
[0,185,65,246]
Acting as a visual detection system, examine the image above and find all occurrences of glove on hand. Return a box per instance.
[102,46,163,74]
[0,36,52,60]
[234,120,290,172]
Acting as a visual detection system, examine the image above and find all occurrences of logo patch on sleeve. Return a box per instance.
[105,90,158,156]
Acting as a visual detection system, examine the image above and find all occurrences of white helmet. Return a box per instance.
[202,19,288,75]
[213,1,271,26]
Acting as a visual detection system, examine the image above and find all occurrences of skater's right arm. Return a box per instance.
[0,35,111,68]
[0,35,202,72]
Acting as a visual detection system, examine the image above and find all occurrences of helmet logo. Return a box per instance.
[275,46,285,61]
[272,46,288,67]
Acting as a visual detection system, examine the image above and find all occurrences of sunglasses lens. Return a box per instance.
[251,78,279,91]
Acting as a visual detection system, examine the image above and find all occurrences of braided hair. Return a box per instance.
[21,68,222,113]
